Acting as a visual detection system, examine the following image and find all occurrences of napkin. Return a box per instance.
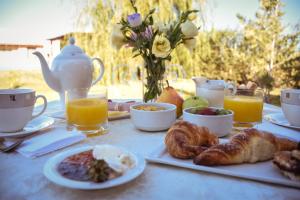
[5,127,86,158]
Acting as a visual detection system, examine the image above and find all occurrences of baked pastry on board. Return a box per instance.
[194,128,299,166]
[273,150,300,181]
[165,121,219,159]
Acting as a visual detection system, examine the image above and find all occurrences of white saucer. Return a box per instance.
[0,116,55,138]
[43,146,146,190]
[264,113,300,130]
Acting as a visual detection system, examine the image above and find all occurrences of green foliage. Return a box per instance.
[69,0,299,92]
[235,0,300,89]
[256,70,275,100]
[275,53,300,88]
[4,71,24,89]
[114,0,198,101]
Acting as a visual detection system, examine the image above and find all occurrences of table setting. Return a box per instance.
[1,2,300,199]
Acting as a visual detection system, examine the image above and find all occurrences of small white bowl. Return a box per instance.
[183,107,233,137]
[130,103,177,131]
[281,103,300,127]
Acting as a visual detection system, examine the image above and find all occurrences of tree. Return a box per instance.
[236,0,300,88]
[72,0,299,90]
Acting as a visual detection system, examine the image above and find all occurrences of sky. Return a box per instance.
[0,0,299,70]
[206,0,300,30]
[0,0,299,44]
[0,0,82,44]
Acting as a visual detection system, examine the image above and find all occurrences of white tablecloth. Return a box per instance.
[0,101,299,200]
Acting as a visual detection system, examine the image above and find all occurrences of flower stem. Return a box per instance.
[143,57,165,102]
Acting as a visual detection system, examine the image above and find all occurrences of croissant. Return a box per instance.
[165,121,219,159]
[194,128,299,166]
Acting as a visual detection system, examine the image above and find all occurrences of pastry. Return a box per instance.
[273,150,300,181]
[165,121,219,159]
[194,128,299,166]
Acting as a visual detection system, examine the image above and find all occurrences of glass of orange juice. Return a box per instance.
[66,87,108,137]
[224,88,264,128]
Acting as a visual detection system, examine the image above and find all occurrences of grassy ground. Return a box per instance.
[0,70,58,103]
[0,70,280,105]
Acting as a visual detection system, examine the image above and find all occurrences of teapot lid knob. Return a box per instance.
[69,37,75,45]
[58,36,85,57]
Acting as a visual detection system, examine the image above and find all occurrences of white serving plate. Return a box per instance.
[0,116,55,138]
[146,143,300,189]
[264,113,300,130]
[44,145,146,190]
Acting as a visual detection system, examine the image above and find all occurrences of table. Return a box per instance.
[1,101,300,200]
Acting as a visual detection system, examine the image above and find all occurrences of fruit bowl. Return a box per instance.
[130,103,177,131]
[183,107,233,137]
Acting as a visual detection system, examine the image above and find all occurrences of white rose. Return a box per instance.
[154,21,170,33]
[152,35,171,58]
[181,21,198,38]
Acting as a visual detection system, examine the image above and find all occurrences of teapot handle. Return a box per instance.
[91,58,105,85]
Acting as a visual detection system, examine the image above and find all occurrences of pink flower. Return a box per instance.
[130,32,138,41]
[142,26,153,40]
[127,13,142,27]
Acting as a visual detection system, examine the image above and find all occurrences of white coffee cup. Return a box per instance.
[0,89,47,132]
[281,89,300,126]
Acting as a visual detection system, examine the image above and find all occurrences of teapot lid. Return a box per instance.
[58,37,87,59]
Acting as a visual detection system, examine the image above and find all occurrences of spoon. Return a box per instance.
[0,138,24,153]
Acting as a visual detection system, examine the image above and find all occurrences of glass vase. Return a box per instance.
[142,56,166,102]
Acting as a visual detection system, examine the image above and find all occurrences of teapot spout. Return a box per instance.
[33,51,61,92]
[192,77,207,86]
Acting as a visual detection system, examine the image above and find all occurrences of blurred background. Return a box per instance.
[0,0,299,105]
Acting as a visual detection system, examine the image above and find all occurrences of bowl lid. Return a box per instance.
[281,89,300,105]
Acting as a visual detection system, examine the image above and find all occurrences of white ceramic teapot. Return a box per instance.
[192,77,235,107]
[33,37,105,108]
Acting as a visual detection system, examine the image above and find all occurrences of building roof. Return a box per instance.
[47,34,65,42]
[47,32,94,42]
[0,43,43,51]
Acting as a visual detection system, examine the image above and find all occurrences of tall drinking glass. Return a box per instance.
[66,87,108,137]
[224,88,264,128]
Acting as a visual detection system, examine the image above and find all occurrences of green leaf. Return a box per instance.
[149,16,153,25]
[133,53,141,58]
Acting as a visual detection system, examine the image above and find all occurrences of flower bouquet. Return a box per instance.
[112,0,199,102]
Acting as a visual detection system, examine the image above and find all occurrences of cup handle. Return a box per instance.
[32,95,48,119]
[91,57,105,86]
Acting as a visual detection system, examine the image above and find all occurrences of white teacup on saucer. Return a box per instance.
[0,89,47,132]
[281,89,300,127]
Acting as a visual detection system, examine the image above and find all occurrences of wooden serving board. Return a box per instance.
[146,144,300,189]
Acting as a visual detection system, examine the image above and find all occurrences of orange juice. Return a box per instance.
[66,98,108,128]
[224,95,263,123]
